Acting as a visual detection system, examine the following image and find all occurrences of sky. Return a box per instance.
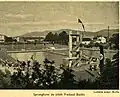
[0,1,119,36]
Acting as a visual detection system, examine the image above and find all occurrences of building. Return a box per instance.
[96,36,106,43]
[0,34,16,43]
[5,37,15,42]
[14,36,25,43]
[15,36,44,43]
[82,38,92,45]
[0,34,6,42]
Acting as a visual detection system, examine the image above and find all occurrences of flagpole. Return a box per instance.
[78,19,85,42]
[78,19,85,60]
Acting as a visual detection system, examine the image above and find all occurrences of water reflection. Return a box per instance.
[9,52,65,65]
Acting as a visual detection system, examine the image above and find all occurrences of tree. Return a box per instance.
[58,67,77,89]
[53,33,58,43]
[44,32,54,42]
[0,69,11,88]
[58,31,68,44]
[109,33,119,49]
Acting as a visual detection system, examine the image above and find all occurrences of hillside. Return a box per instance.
[20,31,50,37]
[20,29,119,38]
[96,29,119,37]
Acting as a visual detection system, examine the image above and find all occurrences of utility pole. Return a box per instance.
[107,26,109,42]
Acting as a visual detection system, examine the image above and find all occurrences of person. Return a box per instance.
[89,65,92,71]
[93,65,97,71]
[27,60,31,67]
[21,61,26,69]
[44,43,46,46]
[99,45,104,74]
[52,41,54,46]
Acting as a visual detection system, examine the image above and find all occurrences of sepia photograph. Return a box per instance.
[0,1,119,90]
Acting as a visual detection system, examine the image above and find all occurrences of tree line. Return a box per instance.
[44,31,119,50]
[44,31,69,45]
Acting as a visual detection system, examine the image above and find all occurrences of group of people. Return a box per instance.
[0,56,40,75]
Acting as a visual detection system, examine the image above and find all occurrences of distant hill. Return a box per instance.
[20,31,50,37]
[96,29,119,37]
[20,29,119,38]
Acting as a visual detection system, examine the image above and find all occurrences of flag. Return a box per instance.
[78,19,83,24]
[78,19,85,31]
